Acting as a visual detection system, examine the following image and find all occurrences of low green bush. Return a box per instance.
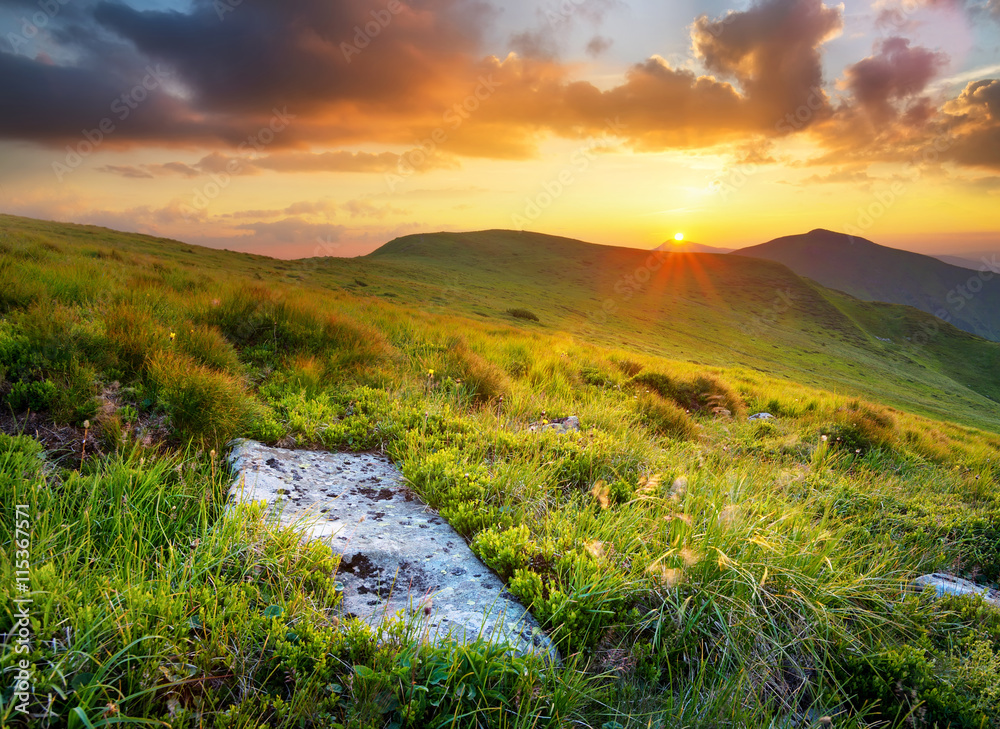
[636,392,697,440]
[506,308,540,322]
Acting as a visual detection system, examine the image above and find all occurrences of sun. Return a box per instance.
[674,233,685,242]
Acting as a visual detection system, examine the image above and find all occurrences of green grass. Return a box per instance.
[1,214,1000,727]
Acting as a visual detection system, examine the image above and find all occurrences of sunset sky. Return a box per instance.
[1,0,999,258]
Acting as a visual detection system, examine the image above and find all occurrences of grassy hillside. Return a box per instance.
[3,214,1000,728]
[312,229,1000,432]
[736,228,1000,342]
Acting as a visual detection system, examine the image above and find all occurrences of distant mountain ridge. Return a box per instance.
[655,241,735,254]
[734,229,1000,342]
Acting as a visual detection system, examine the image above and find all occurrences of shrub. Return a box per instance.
[472,525,533,581]
[321,312,392,372]
[632,371,745,417]
[103,300,166,377]
[580,365,616,388]
[176,324,241,374]
[821,399,896,454]
[146,352,256,445]
[446,342,509,405]
[506,308,540,322]
[610,356,643,377]
[7,379,57,412]
[636,392,697,440]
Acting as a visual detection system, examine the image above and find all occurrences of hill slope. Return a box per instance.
[2,215,999,430]
[348,229,1000,430]
[734,229,1000,341]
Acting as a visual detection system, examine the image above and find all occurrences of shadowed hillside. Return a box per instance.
[735,228,1000,342]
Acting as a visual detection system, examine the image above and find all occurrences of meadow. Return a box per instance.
[1,214,1000,728]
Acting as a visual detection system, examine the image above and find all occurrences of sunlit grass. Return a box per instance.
[1,214,1000,726]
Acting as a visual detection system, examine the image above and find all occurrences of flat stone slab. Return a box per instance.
[228,440,559,662]
[913,573,1000,606]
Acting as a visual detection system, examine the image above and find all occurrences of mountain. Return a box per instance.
[349,229,1000,430]
[656,240,735,254]
[733,229,1000,342]
[933,253,998,271]
[2,214,998,430]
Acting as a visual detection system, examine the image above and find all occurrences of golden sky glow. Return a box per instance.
[1,0,998,257]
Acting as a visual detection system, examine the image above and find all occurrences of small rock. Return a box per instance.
[749,413,775,421]
[528,415,580,434]
[913,573,1000,606]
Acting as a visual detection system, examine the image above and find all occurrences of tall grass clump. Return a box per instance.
[632,370,746,417]
[146,352,257,446]
[444,340,510,405]
[822,398,897,454]
[636,392,697,440]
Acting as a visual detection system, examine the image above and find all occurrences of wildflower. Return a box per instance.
[169,332,176,341]
[427,369,435,378]
[821,435,828,442]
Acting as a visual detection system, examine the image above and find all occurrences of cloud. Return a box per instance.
[0,0,850,158]
[97,164,154,179]
[97,149,457,180]
[691,0,843,128]
[509,29,559,60]
[98,161,202,179]
[844,37,947,122]
[800,167,877,187]
[234,218,346,245]
[254,150,457,174]
[942,79,1000,168]
[805,36,956,169]
[585,35,613,57]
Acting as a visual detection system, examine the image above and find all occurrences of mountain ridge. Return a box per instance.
[733,228,1000,342]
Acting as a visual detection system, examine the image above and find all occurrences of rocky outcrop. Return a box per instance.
[913,573,1000,607]
[228,440,559,662]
